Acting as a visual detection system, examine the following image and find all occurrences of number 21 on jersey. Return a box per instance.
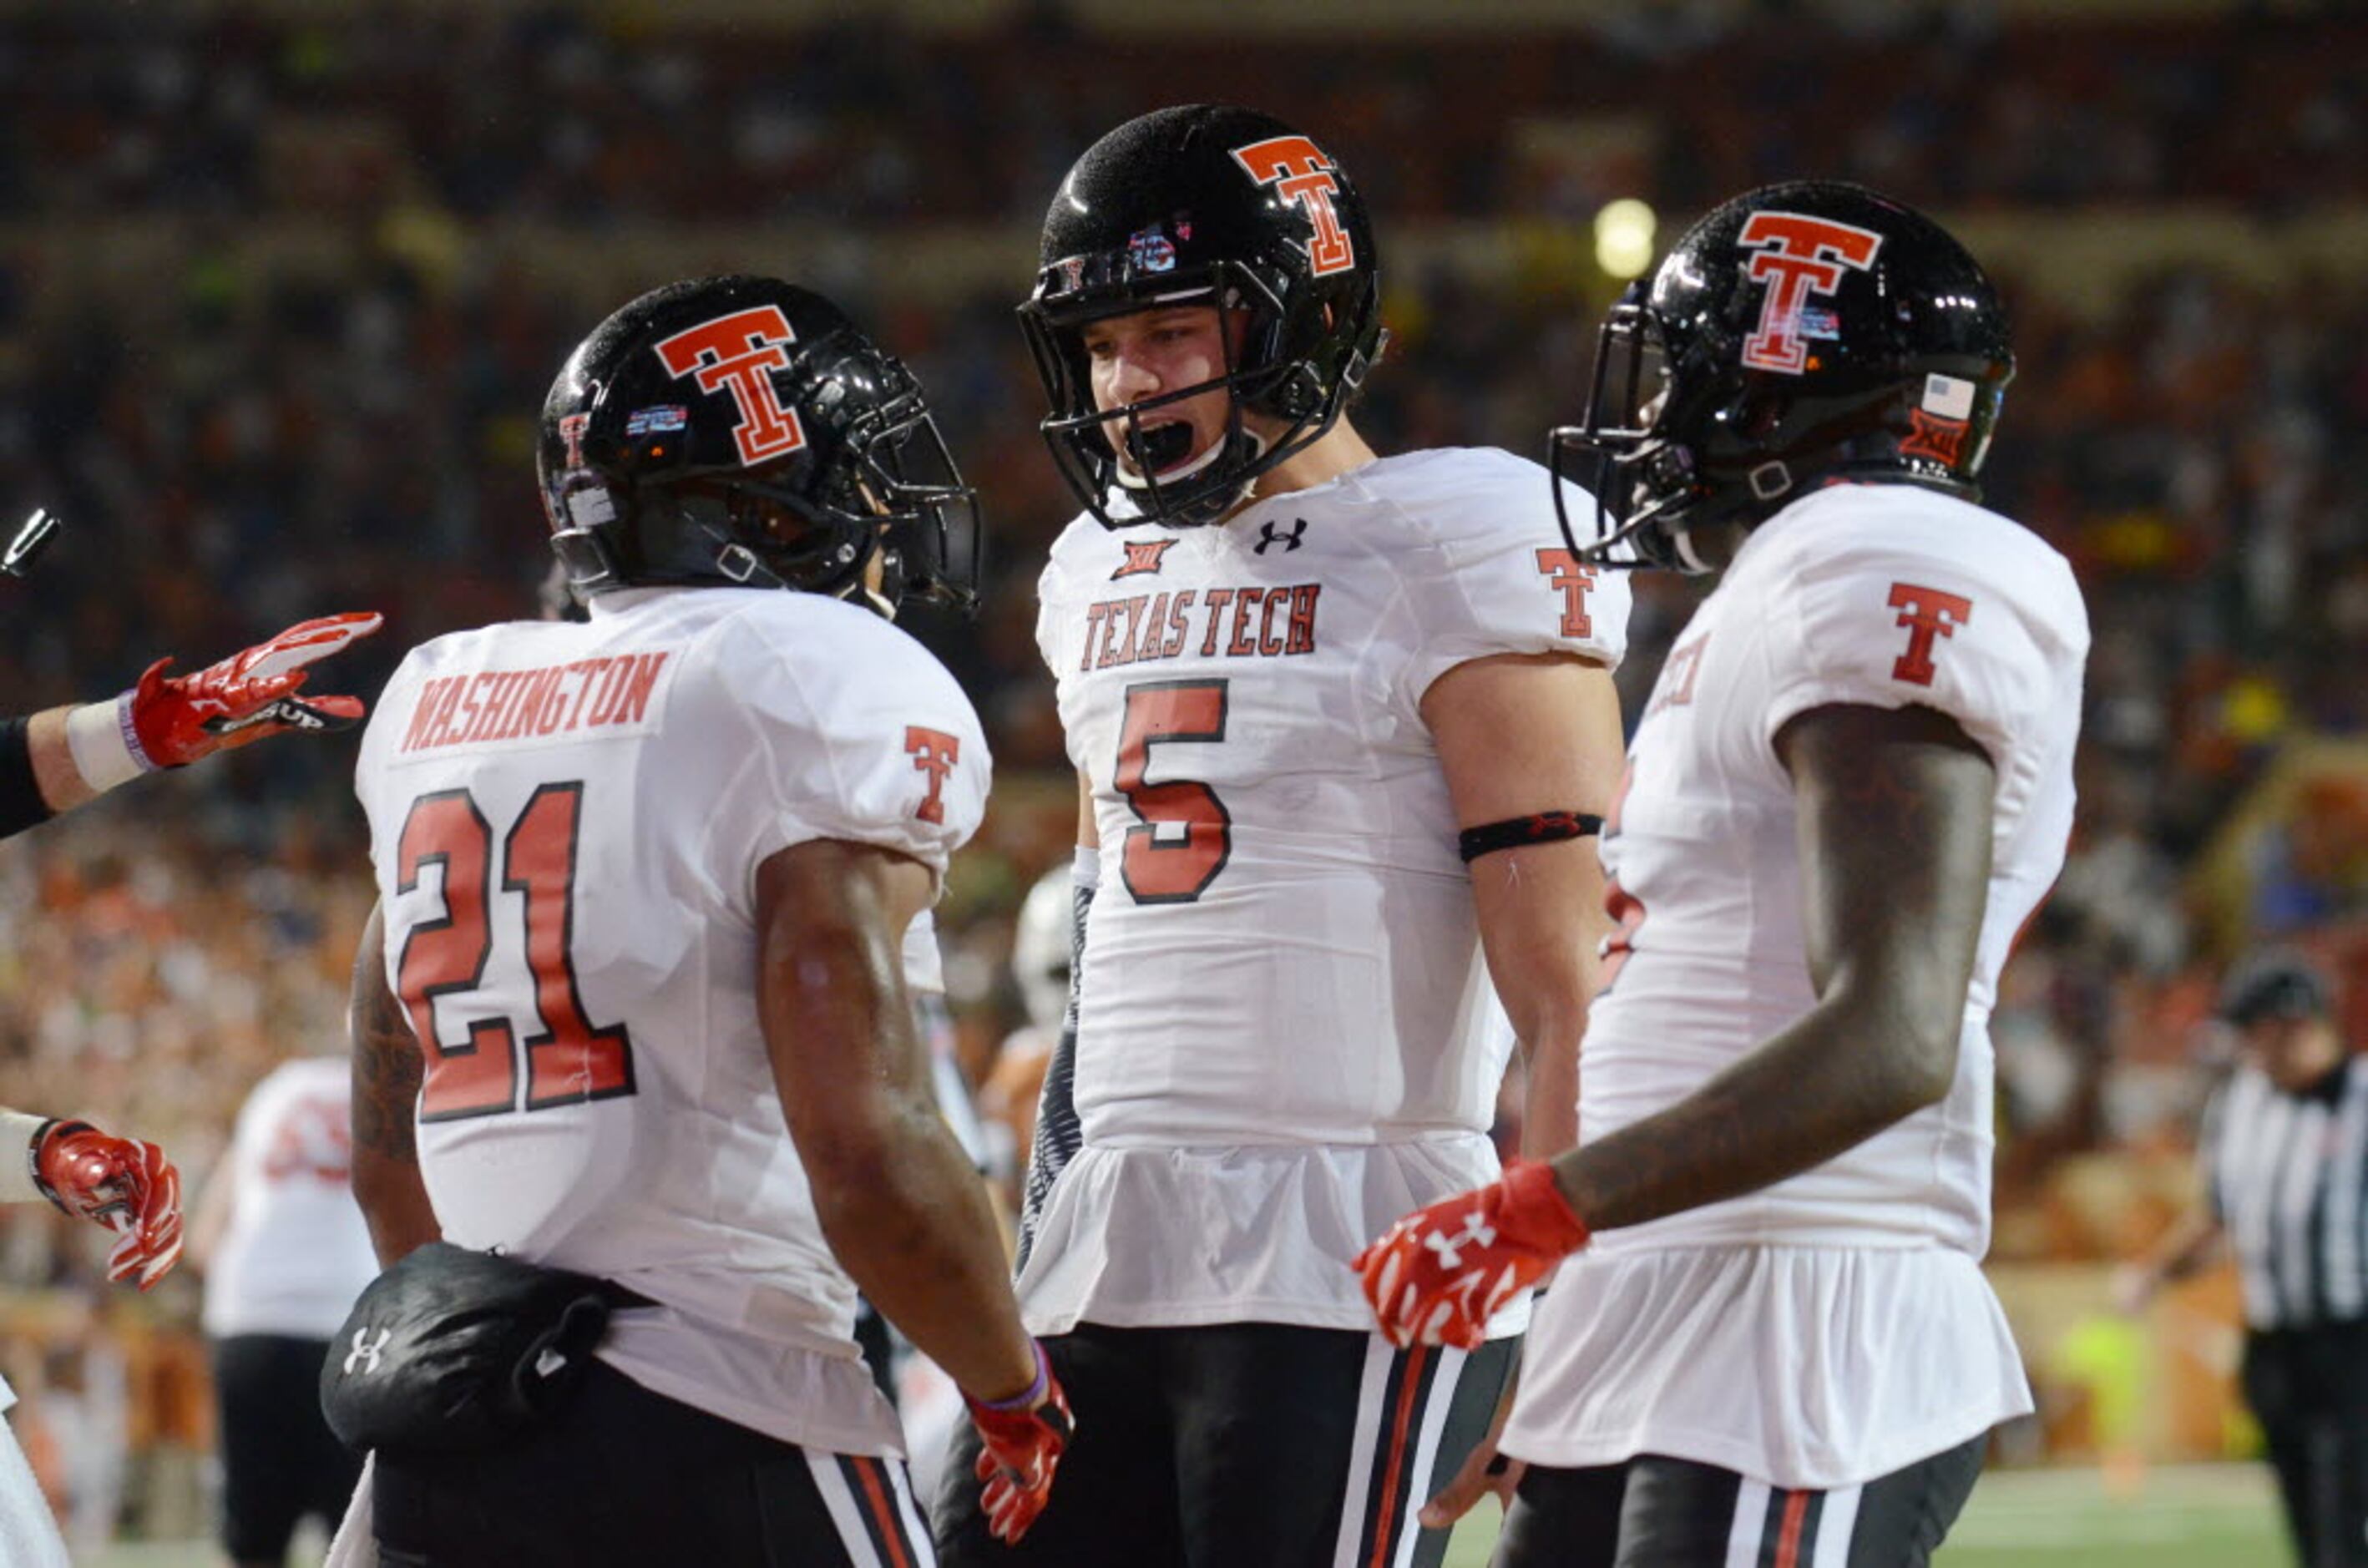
[394,782,636,1122]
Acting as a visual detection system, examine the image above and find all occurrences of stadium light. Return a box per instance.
[1595,198,1657,281]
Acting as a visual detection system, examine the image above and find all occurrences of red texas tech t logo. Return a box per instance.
[1887,582,1974,686]
[905,726,960,825]
[651,306,808,466]
[1231,135,1356,277]
[1737,210,1885,376]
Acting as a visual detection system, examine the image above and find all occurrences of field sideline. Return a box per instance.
[1438,1461,2287,1567]
[86,1461,2286,1566]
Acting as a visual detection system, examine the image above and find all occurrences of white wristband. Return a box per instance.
[63,693,152,793]
[0,1109,47,1206]
[1072,844,1100,889]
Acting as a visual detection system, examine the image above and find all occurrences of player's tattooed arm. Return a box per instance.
[1551,701,1995,1232]
[348,899,442,1264]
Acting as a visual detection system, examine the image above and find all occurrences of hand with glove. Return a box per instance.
[964,1340,1075,1545]
[63,611,382,792]
[1355,1159,1591,1350]
[29,1118,185,1290]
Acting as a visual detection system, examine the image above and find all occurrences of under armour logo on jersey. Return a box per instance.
[650,305,808,466]
[1254,518,1308,554]
[1231,135,1357,277]
[1736,210,1885,376]
[1111,539,1176,579]
[344,1327,391,1376]
[1423,1211,1498,1270]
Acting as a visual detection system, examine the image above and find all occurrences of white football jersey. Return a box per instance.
[354,585,989,1456]
[1505,483,2087,1486]
[1019,448,1628,1333]
[200,1057,381,1341]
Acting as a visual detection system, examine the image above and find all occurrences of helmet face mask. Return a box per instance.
[539,276,980,617]
[1551,181,2014,575]
[1020,105,1384,531]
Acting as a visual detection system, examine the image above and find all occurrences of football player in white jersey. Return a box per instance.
[1359,183,2090,1565]
[0,578,378,1568]
[341,277,1070,1566]
[190,1053,381,1568]
[933,107,1632,1568]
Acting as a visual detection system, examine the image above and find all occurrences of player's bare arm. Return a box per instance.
[758,837,1040,1405]
[1552,701,1994,1228]
[348,900,442,1266]
[1424,651,1622,1157]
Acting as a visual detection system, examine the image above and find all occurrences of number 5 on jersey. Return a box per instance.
[1115,679,1232,904]
[394,783,636,1122]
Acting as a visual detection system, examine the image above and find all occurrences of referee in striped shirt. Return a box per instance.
[2121,949,2366,1568]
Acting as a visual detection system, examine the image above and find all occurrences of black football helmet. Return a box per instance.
[1019,104,1384,530]
[1551,180,2013,573]
[539,276,979,615]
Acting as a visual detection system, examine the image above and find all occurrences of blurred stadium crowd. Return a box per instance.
[0,0,2363,1546]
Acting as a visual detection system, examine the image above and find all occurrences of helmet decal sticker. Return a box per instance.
[557,413,591,472]
[650,306,808,466]
[1735,210,1885,375]
[1230,134,1356,277]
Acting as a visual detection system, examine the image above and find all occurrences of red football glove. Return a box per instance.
[31,1119,185,1290]
[964,1341,1075,1545]
[127,610,382,768]
[1355,1160,1591,1350]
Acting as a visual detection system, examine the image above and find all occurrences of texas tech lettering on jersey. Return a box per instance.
[1077,584,1321,671]
[1737,210,1885,376]
[1886,581,1974,686]
[401,653,673,752]
[1231,134,1356,277]
[651,305,808,465]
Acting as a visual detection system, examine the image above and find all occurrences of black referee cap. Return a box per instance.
[2219,950,2334,1028]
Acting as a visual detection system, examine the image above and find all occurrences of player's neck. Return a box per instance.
[1240,419,1375,510]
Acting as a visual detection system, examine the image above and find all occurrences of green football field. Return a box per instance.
[1437,1461,2288,1568]
[89,1462,2285,1566]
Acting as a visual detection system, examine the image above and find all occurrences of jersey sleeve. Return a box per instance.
[1035,552,1071,682]
[1758,514,2085,774]
[352,644,432,862]
[708,604,991,896]
[1392,452,1632,713]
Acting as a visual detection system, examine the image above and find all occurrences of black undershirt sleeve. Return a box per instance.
[0,715,53,842]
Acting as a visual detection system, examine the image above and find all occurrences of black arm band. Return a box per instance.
[1459,811,1605,863]
[0,716,53,842]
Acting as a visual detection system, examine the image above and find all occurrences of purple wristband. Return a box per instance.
[974,1341,1049,1413]
[115,692,160,773]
